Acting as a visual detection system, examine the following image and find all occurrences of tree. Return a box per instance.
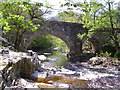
[62,0,120,55]
[0,1,44,50]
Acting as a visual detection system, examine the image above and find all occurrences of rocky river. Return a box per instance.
[0,46,120,89]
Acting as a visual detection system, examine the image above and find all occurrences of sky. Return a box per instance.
[31,0,120,19]
[31,0,120,6]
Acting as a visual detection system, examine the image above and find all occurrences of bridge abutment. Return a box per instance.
[67,41,83,62]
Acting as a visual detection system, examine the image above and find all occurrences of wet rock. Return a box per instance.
[0,47,9,55]
[17,78,28,87]
[65,62,76,71]
[0,37,8,43]
[58,83,69,88]
[31,71,48,78]
[14,78,39,88]
[8,46,15,51]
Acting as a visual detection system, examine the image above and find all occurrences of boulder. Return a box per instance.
[0,51,42,89]
[13,57,41,78]
[88,57,104,65]
[88,57,120,67]
[0,37,8,46]
[0,37,8,43]
[27,50,35,56]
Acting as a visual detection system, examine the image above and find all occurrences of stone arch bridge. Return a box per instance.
[20,21,100,62]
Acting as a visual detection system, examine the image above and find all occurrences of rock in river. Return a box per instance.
[38,55,47,61]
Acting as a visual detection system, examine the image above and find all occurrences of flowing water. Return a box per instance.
[43,51,68,67]
[38,50,120,88]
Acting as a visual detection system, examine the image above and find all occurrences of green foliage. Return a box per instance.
[1,14,40,34]
[0,0,30,2]
[63,0,120,55]
[29,35,69,53]
[80,1,120,45]
[0,1,43,49]
[0,2,42,34]
[96,51,111,58]
[114,52,120,58]
[45,3,51,8]
[49,35,69,53]
[29,35,53,49]
[77,33,86,40]
[58,11,83,23]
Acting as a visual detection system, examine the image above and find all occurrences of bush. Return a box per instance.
[114,52,120,58]
[96,51,111,58]
[28,35,53,51]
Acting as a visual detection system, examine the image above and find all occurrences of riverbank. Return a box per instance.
[0,46,120,89]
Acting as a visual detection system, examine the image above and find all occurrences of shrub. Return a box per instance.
[96,51,111,58]
[114,52,120,58]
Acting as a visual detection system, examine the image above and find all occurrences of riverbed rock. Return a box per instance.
[13,57,42,79]
[88,57,104,65]
[88,76,120,88]
[27,50,35,56]
[0,37,8,46]
[13,57,36,78]
[38,55,47,61]
[88,57,120,67]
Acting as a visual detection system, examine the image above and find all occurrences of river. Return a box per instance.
[36,50,120,88]
[42,51,68,67]
[0,48,120,88]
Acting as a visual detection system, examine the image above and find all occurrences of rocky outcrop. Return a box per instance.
[0,51,42,89]
[13,57,38,78]
[88,57,120,67]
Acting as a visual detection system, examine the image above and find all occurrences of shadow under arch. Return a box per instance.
[27,34,70,53]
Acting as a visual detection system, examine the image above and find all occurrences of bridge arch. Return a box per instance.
[19,21,100,62]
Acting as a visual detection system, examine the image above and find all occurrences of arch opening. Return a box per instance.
[27,34,69,54]
[82,37,100,54]
[27,34,69,67]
